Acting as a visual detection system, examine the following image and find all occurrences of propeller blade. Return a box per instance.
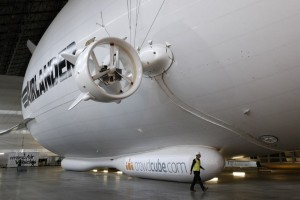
[114,49,119,68]
[90,50,102,72]
[115,70,133,84]
[109,43,115,66]
[92,69,109,80]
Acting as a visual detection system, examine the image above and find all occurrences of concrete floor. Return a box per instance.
[0,167,299,200]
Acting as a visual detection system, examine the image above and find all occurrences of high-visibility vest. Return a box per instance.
[193,159,201,171]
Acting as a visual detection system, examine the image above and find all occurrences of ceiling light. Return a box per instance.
[0,110,22,115]
[232,155,244,159]
[233,172,245,177]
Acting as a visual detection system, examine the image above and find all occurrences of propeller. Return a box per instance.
[62,37,143,110]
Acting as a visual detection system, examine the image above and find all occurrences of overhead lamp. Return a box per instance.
[232,155,244,159]
[0,110,22,115]
[233,172,245,177]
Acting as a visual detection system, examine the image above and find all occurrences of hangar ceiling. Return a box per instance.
[0,0,67,77]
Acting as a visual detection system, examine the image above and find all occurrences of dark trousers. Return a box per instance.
[190,171,205,191]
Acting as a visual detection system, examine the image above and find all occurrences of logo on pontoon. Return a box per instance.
[125,158,188,174]
[125,159,134,170]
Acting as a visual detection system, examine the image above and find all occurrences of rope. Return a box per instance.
[100,11,110,37]
[154,75,288,152]
[140,0,166,48]
[134,0,141,48]
[127,0,132,44]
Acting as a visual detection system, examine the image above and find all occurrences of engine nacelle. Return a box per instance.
[65,37,143,109]
[139,43,173,77]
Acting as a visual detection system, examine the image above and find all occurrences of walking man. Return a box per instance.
[190,152,208,192]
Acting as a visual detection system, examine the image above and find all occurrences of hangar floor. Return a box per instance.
[0,167,299,200]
